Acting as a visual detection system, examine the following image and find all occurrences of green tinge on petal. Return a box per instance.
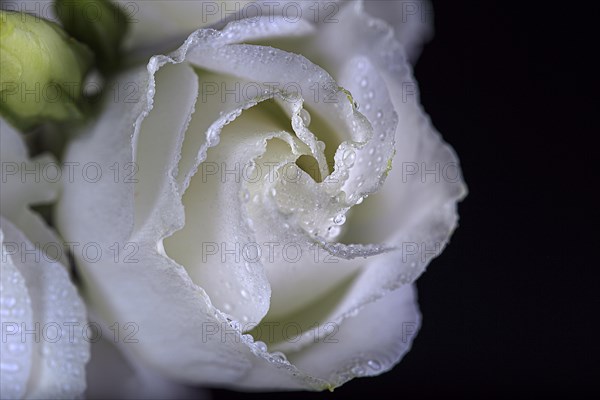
[0,11,93,129]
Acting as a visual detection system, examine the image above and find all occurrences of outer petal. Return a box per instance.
[289,284,420,386]
[121,0,254,53]
[0,219,89,399]
[84,334,210,399]
[0,119,59,250]
[361,0,433,62]
[1,119,90,399]
[0,228,33,400]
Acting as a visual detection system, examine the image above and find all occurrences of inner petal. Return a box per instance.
[164,99,295,324]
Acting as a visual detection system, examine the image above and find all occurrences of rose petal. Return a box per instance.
[164,93,296,323]
[56,67,258,385]
[123,1,248,52]
[362,0,433,62]
[0,228,33,400]
[0,218,89,398]
[54,68,147,248]
[288,284,420,386]
[0,120,60,251]
[85,334,210,399]
[131,62,199,236]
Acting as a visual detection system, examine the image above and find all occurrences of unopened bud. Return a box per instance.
[0,11,93,129]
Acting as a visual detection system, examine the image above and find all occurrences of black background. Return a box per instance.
[212,1,598,399]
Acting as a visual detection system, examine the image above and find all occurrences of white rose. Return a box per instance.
[56,0,466,393]
[0,119,89,399]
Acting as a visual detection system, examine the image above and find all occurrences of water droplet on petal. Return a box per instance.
[271,351,287,363]
[299,109,311,126]
[256,341,268,352]
[1,297,16,308]
[333,214,346,225]
[367,359,382,371]
[242,189,250,202]
[351,365,366,376]
[342,150,356,167]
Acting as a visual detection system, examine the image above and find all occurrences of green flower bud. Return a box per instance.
[0,11,93,130]
[55,0,129,73]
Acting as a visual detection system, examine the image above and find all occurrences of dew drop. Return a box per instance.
[1,362,20,372]
[360,77,368,88]
[240,289,249,299]
[333,214,346,225]
[1,297,16,308]
[242,189,250,203]
[342,151,356,167]
[356,197,364,205]
[7,343,25,353]
[367,359,382,371]
[256,341,268,352]
[351,365,366,376]
[327,225,341,238]
[222,303,232,312]
[271,351,287,363]
[376,110,383,119]
[299,109,311,126]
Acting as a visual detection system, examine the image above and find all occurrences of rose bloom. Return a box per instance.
[3,0,466,397]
